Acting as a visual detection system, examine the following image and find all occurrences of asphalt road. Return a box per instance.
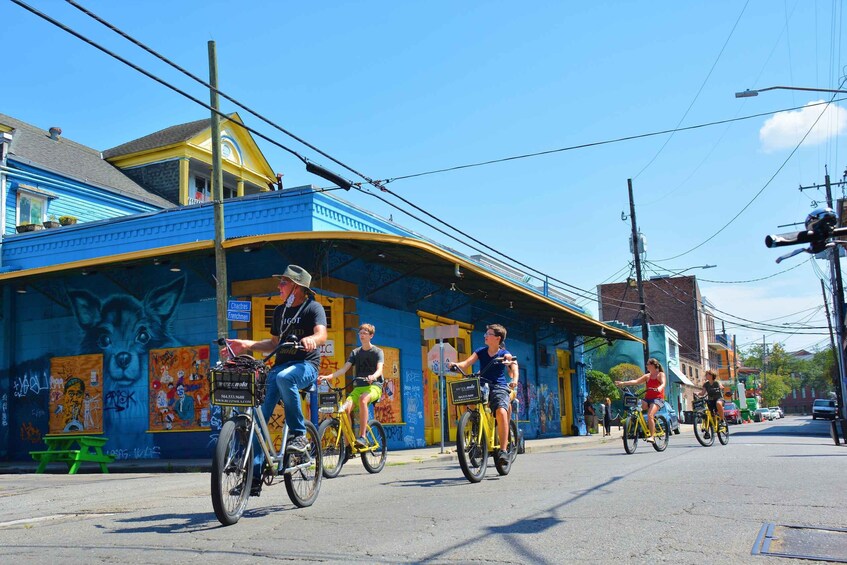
[0,415,843,564]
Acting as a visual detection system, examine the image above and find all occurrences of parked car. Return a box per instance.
[812,398,838,420]
[657,402,680,435]
[754,407,773,422]
[769,406,784,419]
[724,402,742,424]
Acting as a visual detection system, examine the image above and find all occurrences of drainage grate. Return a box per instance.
[753,523,847,563]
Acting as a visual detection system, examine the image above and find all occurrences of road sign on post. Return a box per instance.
[424,324,460,453]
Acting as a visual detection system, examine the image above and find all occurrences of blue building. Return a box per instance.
[0,115,637,463]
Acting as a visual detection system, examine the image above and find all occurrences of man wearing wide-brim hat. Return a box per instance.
[226,264,327,496]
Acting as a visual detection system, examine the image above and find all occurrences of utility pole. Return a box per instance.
[209,41,228,341]
[801,169,847,420]
[627,178,649,368]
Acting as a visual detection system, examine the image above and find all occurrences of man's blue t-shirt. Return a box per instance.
[475,346,510,386]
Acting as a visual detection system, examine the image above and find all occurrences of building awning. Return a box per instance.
[669,366,695,387]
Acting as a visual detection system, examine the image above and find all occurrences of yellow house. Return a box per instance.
[103,112,277,205]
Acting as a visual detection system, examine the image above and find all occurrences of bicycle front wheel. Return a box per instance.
[717,418,730,446]
[211,417,254,526]
[361,420,387,474]
[283,420,322,508]
[622,416,638,454]
[457,410,488,483]
[693,412,715,447]
[318,417,346,479]
[652,416,669,452]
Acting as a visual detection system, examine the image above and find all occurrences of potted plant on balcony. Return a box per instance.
[43,214,61,229]
[16,222,44,233]
[58,215,78,226]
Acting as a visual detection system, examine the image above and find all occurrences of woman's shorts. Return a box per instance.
[643,398,665,408]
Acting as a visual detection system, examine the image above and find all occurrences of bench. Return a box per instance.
[30,435,115,474]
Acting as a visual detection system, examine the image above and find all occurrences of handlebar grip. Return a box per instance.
[216,338,227,346]
[765,230,817,248]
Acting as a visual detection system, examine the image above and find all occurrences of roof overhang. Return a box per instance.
[225,232,641,342]
[669,366,695,387]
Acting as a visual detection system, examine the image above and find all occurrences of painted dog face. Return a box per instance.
[68,277,185,386]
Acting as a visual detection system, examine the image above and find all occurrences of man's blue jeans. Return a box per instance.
[253,361,317,475]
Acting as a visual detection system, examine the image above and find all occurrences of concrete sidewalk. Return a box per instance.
[0,422,701,474]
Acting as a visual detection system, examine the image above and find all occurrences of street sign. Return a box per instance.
[423,324,459,340]
[427,343,458,375]
[227,300,251,311]
[227,310,250,322]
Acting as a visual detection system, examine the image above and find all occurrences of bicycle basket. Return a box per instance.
[693,398,706,412]
[209,356,268,407]
[449,378,482,405]
[318,390,340,414]
[623,393,639,409]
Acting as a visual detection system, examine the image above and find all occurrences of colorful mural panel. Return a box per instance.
[148,345,211,432]
[49,354,104,434]
[374,346,401,424]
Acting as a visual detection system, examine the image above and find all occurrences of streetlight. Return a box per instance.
[735,86,847,98]
[670,264,717,275]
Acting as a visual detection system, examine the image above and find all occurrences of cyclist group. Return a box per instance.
[223,263,726,494]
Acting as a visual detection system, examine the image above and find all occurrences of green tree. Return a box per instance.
[761,373,792,406]
[609,363,644,392]
[586,369,618,402]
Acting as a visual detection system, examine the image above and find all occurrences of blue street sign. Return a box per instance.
[228,300,251,311]
[227,310,251,322]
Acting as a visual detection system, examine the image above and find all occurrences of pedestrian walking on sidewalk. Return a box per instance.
[603,397,612,436]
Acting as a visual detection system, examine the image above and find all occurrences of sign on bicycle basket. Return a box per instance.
[449,378,482,405]
[210,365,261,407]
[318,392,338,414]
[624,394,639,409]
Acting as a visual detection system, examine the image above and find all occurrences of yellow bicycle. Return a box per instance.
[317,385,387,478]
[620,388,669,454]
[450,361,519,483]
[693,395,729,447]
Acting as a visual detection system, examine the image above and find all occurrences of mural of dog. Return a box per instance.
[68,277,186,457]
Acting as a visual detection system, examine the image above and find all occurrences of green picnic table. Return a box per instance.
[29,434,115,474]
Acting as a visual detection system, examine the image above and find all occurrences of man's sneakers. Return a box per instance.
[644,435,655,443]
[355,436,369,448]
[703,431,711,439]
[287,435,309,454]
[496,449,510,467]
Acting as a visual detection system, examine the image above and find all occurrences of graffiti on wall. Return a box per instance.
[48,354,104,434]
[402,370,425,448]
[148,345,211,431]
[68,276,186,455]
[374,346,401,425]
[1,393,7,428]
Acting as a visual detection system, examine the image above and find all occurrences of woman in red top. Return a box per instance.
[615,358,667,443]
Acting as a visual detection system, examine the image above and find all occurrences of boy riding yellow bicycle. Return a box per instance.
[450,323,519,467]
[318,323,384,447]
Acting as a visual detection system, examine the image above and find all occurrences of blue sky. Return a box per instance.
[4,1,846,355]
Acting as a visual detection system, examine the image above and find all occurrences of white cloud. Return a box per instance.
[759,100,847,152]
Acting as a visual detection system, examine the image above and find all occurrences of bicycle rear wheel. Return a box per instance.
[652,416,669,452]
[717,418,730,445]
[283,420,322,508]
[318,418,346,479]
[622,416,638,454]
[361,420,387,474]
[457,410,488,483]
[211,417,253,526]
[494,420,519,476]
[693,412,715,447]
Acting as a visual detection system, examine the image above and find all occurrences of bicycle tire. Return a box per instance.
[693,412,715,447]
[361,420,387,474]
[494,420,519,476]
[211,417,253,526]
[283,420,322,508]
[652,416,669,452]
[318,418,346,479]
[457,410,488,483]
[622,416,638,454]
[717,418,730,446]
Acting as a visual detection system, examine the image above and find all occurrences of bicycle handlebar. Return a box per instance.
[217,336,304,365]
